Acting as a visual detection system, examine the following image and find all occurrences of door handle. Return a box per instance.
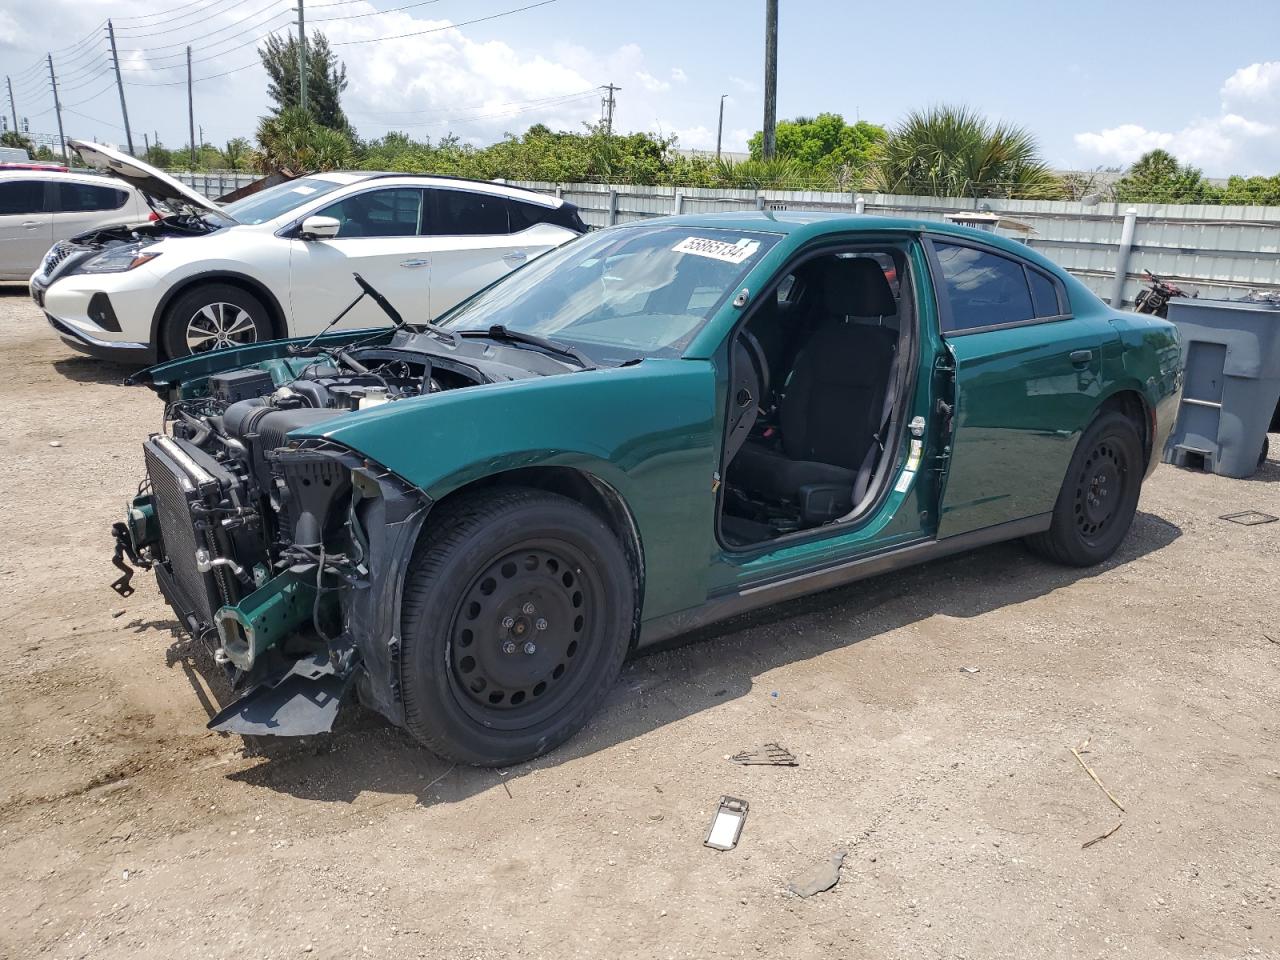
[502,250,527,264]
[399,258,430,268]
[1069,349,1093,365]
[21,220,40,229]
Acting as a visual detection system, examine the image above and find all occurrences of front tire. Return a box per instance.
[399,488,635,767]
[160,283,270,359]
[1026,411,1144,567]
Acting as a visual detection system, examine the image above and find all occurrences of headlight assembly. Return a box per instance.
[81,244,162,274]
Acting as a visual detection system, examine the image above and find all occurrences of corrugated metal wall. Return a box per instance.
[175,171,1280,307]
[511,181,1280,307]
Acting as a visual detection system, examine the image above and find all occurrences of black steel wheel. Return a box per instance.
[448,542,602,728]
[399,488,635,766]
[1027,410,1144,567]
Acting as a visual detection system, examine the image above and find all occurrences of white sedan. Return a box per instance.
[31,140,585,362]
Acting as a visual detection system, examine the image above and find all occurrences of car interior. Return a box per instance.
[719,246,914,548]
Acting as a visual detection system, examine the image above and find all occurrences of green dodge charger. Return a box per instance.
[111,212,1183,766]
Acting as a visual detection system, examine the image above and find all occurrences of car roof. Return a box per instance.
[0,168,138,188]
[314,171,565,209]
[632,210,1061,271]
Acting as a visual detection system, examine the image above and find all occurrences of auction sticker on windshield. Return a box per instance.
[672,236,761,264]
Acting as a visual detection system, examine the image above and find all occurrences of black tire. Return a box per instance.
[1026,411,1144,567]
[399,488,635,767]
[1260,435,1270,469]
[160,283,271,359]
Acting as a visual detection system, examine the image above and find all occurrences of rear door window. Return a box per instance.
[932,241,1035,333]
[427,188,510,236]
[55,181,128,213]
[0,179,49,215]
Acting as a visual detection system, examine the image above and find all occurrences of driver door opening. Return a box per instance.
[719,244,916,548]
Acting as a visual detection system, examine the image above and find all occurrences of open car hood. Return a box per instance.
[69,139,235,221]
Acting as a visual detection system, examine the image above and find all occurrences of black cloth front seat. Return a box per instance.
[730,257,898,522]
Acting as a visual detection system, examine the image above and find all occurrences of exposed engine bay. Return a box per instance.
[40,215,220,285]
[112,282,583,737]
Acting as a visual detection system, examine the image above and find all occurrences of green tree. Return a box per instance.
[0,130,34,153]
[222,137,253,171]
[1218,173,1280,205]
[870,105,1063,199]
[144,142,174,168]
[1115,150,1220,203]
[257,106,353,172]
[258,31,351,134]
[748,113,887,183]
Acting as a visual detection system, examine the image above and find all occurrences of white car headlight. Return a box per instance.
[81,244,162,274]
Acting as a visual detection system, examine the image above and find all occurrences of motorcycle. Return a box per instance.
[1134,269,1194,318]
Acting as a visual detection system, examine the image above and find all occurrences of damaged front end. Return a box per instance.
[114,358,436,737]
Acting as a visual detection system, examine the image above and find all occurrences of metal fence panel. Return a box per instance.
[167,172,1280,307]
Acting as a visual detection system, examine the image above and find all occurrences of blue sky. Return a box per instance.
[2,0,1279,175]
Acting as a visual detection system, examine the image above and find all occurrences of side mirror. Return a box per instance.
[299,215,341,240]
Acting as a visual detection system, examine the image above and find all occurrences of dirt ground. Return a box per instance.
[1,285,1278,960]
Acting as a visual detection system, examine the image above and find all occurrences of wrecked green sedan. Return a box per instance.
[111,212,1183,766]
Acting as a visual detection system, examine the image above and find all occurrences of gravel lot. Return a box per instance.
[1,284,1278,960]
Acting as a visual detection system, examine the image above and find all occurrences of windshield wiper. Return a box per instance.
[458,324,595,369]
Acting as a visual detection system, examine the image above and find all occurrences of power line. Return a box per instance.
[117,11,294,64]
[113,0,282,42]
[331,0,559,45]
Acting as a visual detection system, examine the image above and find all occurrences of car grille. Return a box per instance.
[41,241,73,278]
[144,437,227,629]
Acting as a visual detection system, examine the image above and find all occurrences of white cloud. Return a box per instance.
[1074,61,1280,175]
[670,67,687,84]
[0,9,26,47]
[729,74,757,94]
[635,70,670,93]
[1222,61,1280,105]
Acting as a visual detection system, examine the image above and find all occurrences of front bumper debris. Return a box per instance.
[207,653,355,736]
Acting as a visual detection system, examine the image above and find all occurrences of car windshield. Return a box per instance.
[222,177,347,224]
[440,224,779,363]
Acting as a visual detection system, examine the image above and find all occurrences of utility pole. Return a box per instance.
[106,21,135,155]
[716,93,727,160]
[47,55,67,162]
[297,0,308,113]
[5,77,17,139]
[762,0,778,159]
[599,83,619,135]
[187,46,196,167]
[143,132,150,155]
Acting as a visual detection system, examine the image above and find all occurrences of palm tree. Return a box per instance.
[870,105,1063,199]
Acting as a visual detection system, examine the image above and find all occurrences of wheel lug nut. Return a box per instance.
[522,602,536,615]
[502,641,517,655]
[523,641,537,655]
[501,616,515,629]
[535,618,548,631]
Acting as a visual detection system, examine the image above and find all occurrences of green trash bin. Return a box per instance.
[1162,297,1280,479]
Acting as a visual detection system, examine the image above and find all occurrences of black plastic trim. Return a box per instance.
[637,513,1052,648]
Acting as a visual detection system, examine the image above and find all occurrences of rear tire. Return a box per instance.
[1026,411,1143,567]
[160,283,271,359]
[399,488,635,767]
